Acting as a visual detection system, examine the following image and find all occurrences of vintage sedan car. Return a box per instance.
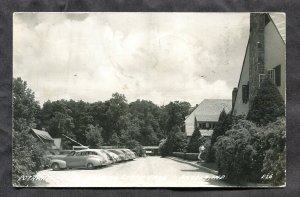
[88,149,114,164]
[122,149,136,160]
[50,149,111,170]
[101,149,122,163]
[120,149,135,160]
[107,149,127,161]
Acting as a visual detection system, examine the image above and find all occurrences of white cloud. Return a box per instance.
[13,12,249,106]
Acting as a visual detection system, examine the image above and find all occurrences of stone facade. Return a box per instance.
[232,13,286,116]
[249,13,268,107]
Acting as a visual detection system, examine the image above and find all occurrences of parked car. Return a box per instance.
[101,149,122,163]
[120,149,135,160]
[50,149,111,170]
[107,149,127,161]
[122,149,136,160]
[89,149,115,164]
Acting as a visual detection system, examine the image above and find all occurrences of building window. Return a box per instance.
[275,65,281,86]
[259,74,266,87]
[242,82,249,104]
[267,69,275,83]
[206,123,210,129]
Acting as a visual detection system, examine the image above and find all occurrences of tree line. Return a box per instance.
[13,77,192,152]
[13,77,193,185]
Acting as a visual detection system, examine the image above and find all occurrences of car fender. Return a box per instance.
[50,159,67,169]
[86,158,102,167]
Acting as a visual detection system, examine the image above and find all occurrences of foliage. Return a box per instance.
[206,109,233,162]
[12,78,49,186]
[38,92,191,149]
[13,78,193,169]
[164,101,191,133]
[85,125,103,148]
[13,78,40,131]
[261,118,286,186]
[214,118,286,185]
[214,119,263,184]
[247,79,285,126]
[159,126,187,156]
[186,127,202,153]
[200,138,211,161]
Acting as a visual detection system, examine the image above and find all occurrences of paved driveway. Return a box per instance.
[35,156,230,187]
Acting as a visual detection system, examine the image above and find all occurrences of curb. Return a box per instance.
[167,157,219,175]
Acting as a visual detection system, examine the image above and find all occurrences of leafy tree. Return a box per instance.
[109,133,120,147]
[186,127,202,153]
[163,101,191,137]
[161,126,187,156]
[66,100,94,145]
[129,100,164,145]
[206,109,232,161]
[85,125,104,148]
[247,79,285,126]
[12,78,48,186]
[40,100,75,148]
[13,77,40,131]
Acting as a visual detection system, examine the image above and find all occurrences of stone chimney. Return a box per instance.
[232,87,238,109]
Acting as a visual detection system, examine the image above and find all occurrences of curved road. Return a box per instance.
[35,156,229,187]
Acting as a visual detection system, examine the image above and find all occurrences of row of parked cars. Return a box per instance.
[49,149,136,170]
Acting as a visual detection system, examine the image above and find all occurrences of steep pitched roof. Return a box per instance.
[31,128,54,142]
[269,13,286,43]
[192,99,232,122]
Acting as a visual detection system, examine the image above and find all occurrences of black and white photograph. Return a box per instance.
[12,12,286,187]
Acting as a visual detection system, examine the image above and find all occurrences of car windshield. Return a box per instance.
[67,151,75,156]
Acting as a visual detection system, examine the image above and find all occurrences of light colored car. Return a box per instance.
[122,149,136,160]
[91,149,113,165]
[102,149,121,163]
[107,149,127,161]
[120,149,135,160]
[50,149,111,170]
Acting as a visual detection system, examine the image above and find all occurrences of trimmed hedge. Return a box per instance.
[173,152,199,161]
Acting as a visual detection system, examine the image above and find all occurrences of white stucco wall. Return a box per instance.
[264,21,286,101]
[233,44,250,116]
[185,114,195,137]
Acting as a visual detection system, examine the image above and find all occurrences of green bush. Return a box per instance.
[214,118,286,185]
[12,129,50,186]
[261,118,286,186]
[159,126,187,157]
[186,127,202,153]
[200,138,211,161]
[207,110,232,162]
[247,79,285,126]
[214,121,253,184]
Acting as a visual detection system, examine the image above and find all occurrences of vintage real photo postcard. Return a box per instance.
[12,12,286,187]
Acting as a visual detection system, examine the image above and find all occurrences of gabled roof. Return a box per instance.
[269,13,286,43]
[31,128,54,142]
[191,99,232,122]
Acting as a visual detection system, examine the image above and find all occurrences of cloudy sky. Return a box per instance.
[13,12,251,106]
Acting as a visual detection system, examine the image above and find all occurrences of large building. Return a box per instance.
[232,13,286,116]
[184,99,232,141]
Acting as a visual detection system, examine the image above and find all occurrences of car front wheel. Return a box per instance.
[87,163,94,170]
[51,163,60,171]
